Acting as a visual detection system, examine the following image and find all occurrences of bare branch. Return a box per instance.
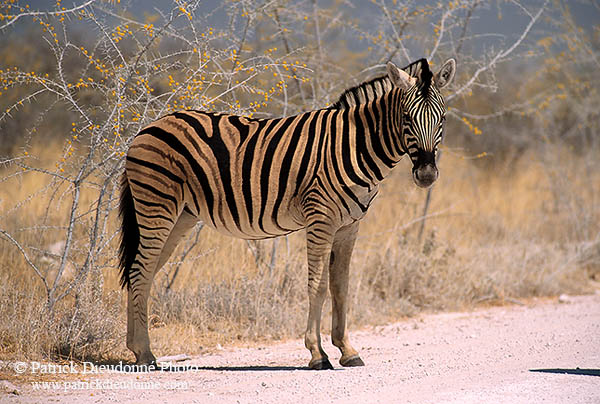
[0,228,48,291]
[447,0,548,101]
[0,0,98,30]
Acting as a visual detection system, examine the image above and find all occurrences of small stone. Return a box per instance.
[0,380,20,395]
[558,294,571,304]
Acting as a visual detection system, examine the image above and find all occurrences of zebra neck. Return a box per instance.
[352,89,404,183]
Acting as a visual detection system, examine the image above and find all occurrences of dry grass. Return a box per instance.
[0,142,598,363]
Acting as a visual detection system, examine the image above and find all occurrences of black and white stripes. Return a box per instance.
[118,57,456,369]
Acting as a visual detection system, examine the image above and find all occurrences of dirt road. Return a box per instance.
[3,293,599,404]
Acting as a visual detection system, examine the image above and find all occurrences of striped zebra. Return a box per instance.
[119,57,456,369]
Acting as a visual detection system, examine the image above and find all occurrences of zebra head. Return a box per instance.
[387,59,456,188]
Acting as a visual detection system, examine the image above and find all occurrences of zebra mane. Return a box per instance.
[330,75,393,110]
[330,58,433,110]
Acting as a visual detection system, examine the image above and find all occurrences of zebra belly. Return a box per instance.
[185,185,307,240]
[206,221,303,241]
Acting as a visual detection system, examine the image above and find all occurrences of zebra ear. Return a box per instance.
[434,59,456,89]
[387,62,416,90]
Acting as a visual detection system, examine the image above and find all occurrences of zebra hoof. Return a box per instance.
[134,354,157,370]
[309,358,334,370]
[340,355,365,367]
[124,360,157,372]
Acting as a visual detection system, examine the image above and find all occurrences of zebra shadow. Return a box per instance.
[529,368,600,377]
[96,362,313,373]
[79,358,315,373]
[156,364,314,372]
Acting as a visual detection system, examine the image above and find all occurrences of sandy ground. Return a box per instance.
[2,293,599,404]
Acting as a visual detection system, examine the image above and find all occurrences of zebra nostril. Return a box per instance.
[413,164,438,188]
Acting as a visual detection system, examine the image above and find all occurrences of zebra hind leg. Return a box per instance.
[127,279,156,366]
[119,177,157,366]
[122,167,198,367]
[126,208,197,366]
[154,208,199,272]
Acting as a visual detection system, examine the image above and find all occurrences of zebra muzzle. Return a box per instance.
[413,163,438,188]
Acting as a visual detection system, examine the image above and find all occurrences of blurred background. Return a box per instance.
[0,0,598,362]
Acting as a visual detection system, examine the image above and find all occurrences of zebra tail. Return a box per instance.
[118,176,139,290]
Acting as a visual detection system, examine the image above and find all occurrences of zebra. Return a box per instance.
[119,57,456,370]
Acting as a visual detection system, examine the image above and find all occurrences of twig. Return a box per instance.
[0,229,48,291]
[0,0,97,30]
[447,0,548,101]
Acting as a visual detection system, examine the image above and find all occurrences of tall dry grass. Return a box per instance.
[0,141,598,363]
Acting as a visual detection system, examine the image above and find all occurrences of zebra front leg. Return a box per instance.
[304,222,335,370]
[329,221,364,367]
